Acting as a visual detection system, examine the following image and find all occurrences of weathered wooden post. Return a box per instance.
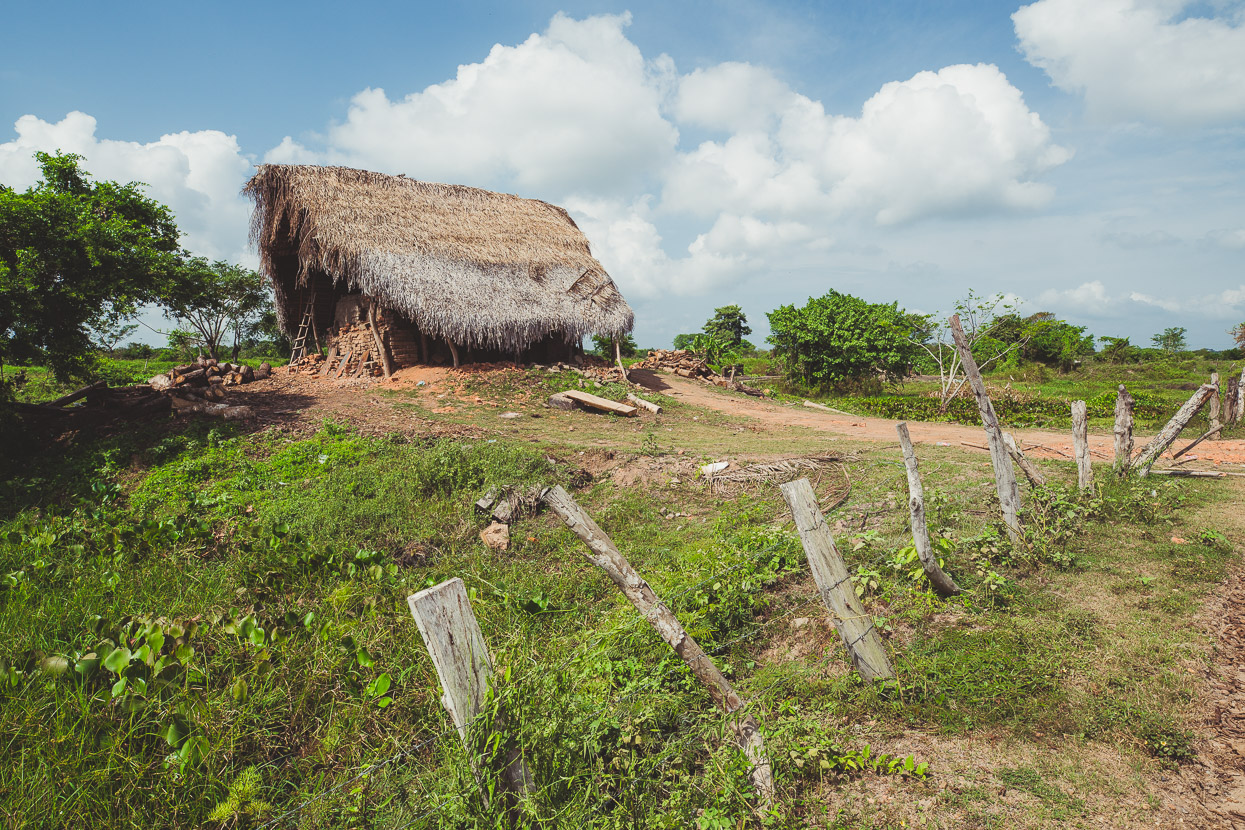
[779,478,895,681]
[1001,431,1046,487]
[366,303,393,379]
[948,314,1021,541]
[614,339,630,384]
[1113,385,1134,475]
[1209,372,1222,439]
[1236,367,1245,425]
[1071,401,1093,492]
[1226,375,1240,425]
[541,486,774,806]
[1133,384,1218,476]
[408,578,534,806]
[895,424,961,597]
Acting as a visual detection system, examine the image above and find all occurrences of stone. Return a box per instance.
[480,522,510,552]
[548,392,575,410]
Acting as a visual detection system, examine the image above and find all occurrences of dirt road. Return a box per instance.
[634,370,1245,467]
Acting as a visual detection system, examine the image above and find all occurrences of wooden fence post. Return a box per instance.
[1236,367,1245,425]
[1209,373,1221,439]
[541,486,774,806]
[779,478,895,681]
[1132,384,1218,476]
[948,315,1021,541]
[1113,385,1134,475]
[1001,431,1046,487]
[1071,401,1093,492]
[895,423,961,597]
[407,578,534,806]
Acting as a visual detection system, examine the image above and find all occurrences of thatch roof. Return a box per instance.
[244,165,633,350]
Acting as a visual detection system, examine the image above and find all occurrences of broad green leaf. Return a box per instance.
[175,643,195,664]
[111,677,128,698]
[102,647,131,675]
[366,673,391,699]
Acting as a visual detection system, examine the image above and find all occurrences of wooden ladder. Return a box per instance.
[289,292,317,364]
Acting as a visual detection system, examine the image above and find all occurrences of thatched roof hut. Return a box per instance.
[244,164,633,367]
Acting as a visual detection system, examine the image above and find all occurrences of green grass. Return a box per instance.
[3,356,288,404]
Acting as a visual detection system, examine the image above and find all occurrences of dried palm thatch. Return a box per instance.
[705,453,855,496]
[244,165,634,352]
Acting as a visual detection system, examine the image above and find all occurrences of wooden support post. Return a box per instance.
[334,349,353,379]
[48,381,107,408]
[1132,383,1217,476]
[1001,432,1046,487]
[1226,375,1240,425]
[779,478,895,681]
[542,486,774,806]
[948,314,1021,541]
[366,303,393,379]
[407,578,534,805]
[1173,425,1223,459]
[351,350,372,379]
[1209,372,1221,439]
[448,340,460,369]
[1071,400,1093,492]
[615,338,629,384]
[625,393,662,414]
[1113,385,1134,475]
[895,424,961,597]
[1237,367,1245,425]
[419,330,430,365]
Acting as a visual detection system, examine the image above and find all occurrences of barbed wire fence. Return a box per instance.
[254,459,921,829]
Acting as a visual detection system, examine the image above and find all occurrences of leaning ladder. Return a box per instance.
[289,292,317,364]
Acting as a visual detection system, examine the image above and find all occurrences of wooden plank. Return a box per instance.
[407,578,533,803]
[1113,385,1134,474]
[334,348,353,379]
[1133,384,1217,476]
[1071,400,1094,492]
[625,393,662,414]
[949,314,1021,541]
[560,390,638,417]
[895,424,961,598]
[319,346,338,378]
[779,478,895,681]
[542,486,774,806]
[351,350,372,379]
[1001,432,1046,487]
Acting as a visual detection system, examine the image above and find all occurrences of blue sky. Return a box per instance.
[3,0,1244,349]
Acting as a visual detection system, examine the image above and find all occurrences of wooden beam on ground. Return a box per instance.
[560,390,638,417]
[1113,385,1134,474]
[1133,384,1217,476]
[48,381,107,407]
[407,578,534,805]
[895,424,961,598]
[948,314,1021,541]
[542,486,774,806]
[779,478,895,681]
[1071,400,1094,492]
[625,393,662,414]
[1001,432,1046,487]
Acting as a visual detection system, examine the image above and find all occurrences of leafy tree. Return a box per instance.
[590,333,637,358]
[672,333,698,351]
[909,291,1027,411]
[1098,336,1139,364]
[0,152,180,381]
[1230,322,1245,350]
[702,304,751,346]
[1021,312,1094,371]
[1151,326,1187,353]
[767,290,919,390]
[163,258,271,361]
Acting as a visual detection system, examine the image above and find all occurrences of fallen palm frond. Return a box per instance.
[705,453,855,495]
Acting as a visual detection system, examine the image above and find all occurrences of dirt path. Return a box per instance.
[633,370,1245,467]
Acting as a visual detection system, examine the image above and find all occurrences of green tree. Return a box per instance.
[1098,336,1138,364]
[671,333,698,351]
[1151,326,1187,353]
[163,258,271,361]
[0,152,180,381]
[590,333,637,358]
[767,290,919,390]
[702,304,751,346]
[1021,312,1094,371]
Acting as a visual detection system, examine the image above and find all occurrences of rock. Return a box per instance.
[547,392,575,411]
[149,374,173,392]
[480,521,510,551]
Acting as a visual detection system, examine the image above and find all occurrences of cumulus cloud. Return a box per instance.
[1014,0,1245,125]
[1038,280,1115,313]
[1131,284,1245,318]
[0,111,254,263]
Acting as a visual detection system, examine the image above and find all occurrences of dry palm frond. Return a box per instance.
[706,453,855,495]
[244,165,634,351]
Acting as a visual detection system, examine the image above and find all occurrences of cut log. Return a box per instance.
[625,393,662,414]
[895,424,961,597]
[149,374,173,392]
[1071,400,1093,492]
[560,390,638,417]
[45,381,107,408]
[1001,432,1046,487]
[1133,384,1217,476]
[542,486,774,806]
[1113,385,1134,475]
[240,364,255,383]
[780,478,895,680]
[949,314,1021,541]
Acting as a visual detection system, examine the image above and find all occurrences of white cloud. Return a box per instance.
[673,62,795,132]
[1014,0,1245,125]
[0,111,254,263]
[1038,280,1115,313]
[1205,227,1245,249]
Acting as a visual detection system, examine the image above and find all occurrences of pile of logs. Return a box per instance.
[633,349,714,379]
[148,357,268,420]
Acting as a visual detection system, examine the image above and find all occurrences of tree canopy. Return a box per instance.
[0,152,180,380]
[702,304,751,346]
[163,258,270,361]
[1152,327,1188,353]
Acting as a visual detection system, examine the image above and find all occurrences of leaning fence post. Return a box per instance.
[895,423,961,598]
[948,314,1021,542]
[1071,401,1093,492]
[541,486,774,806]
[1133,384,1218,476]
[1113,385,1134,475]
[407,578,534,806]
[779,478,895,681]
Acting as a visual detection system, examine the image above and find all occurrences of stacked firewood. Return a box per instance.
[633,349,714,379]
[148,357,268,419]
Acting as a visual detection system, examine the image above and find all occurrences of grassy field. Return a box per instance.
[2,357,288,405]
[1,361,1240,828]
